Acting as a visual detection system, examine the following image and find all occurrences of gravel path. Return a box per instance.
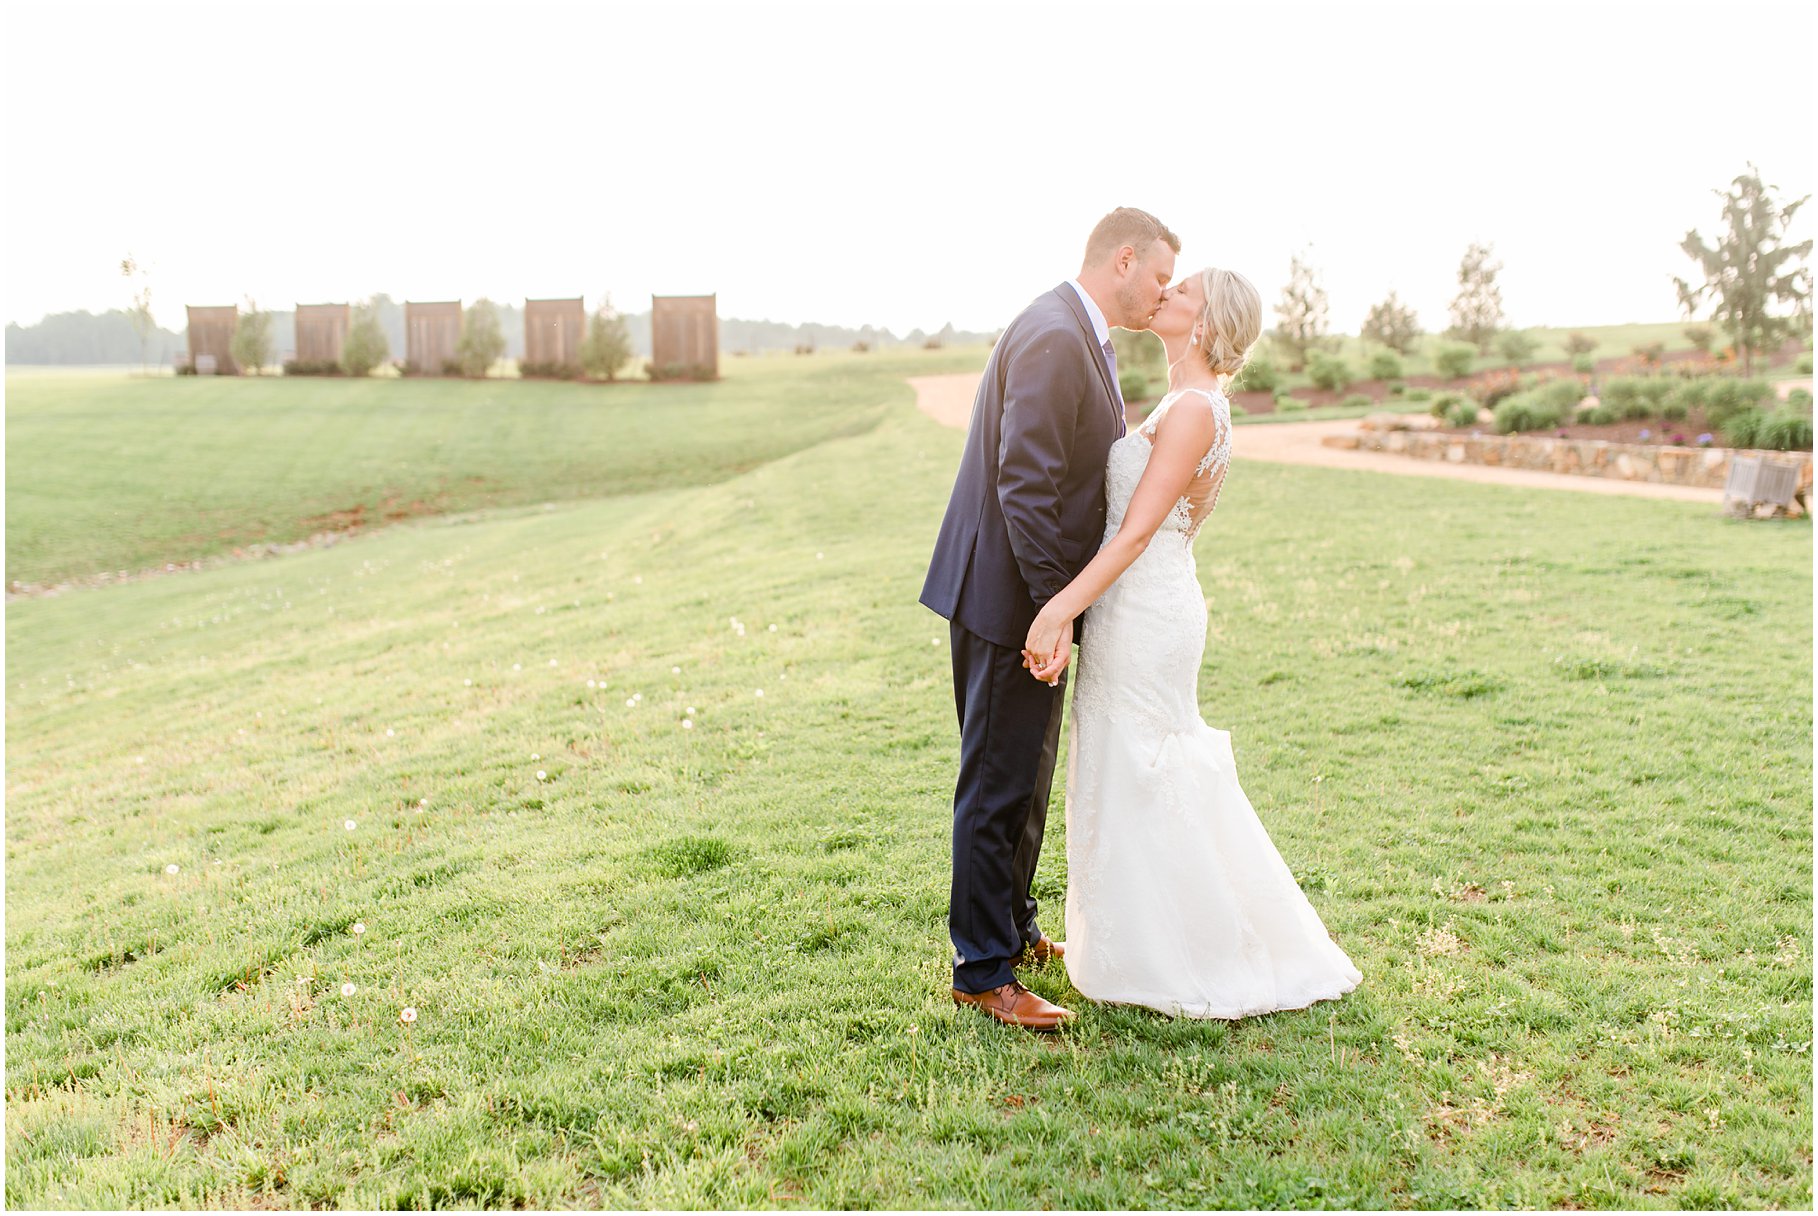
[909,371,1723,504]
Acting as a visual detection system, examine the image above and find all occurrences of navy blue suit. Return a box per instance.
[919,283,1125,994]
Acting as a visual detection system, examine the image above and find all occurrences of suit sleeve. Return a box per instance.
[996,330,1089,609]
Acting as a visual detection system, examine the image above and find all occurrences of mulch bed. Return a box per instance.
[1433,409,1724,447]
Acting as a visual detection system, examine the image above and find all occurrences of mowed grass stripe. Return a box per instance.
[4,384,1810,1207]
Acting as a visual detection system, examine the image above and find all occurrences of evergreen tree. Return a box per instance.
[580,296,633,381]
[1272,250,1329,370]
[456,299,506,378]
[1446,242,1504,354]
[230,300,273,374]
[1674,164,1812,376]
[340,301,389,377]
[1360,290,1421,354]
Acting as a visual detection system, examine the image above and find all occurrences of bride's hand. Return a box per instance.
[1022,611,1074,685]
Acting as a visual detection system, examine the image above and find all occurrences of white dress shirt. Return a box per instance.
[1065,279,1112,350]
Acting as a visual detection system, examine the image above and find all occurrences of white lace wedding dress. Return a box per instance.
[1063,386,1362,1018]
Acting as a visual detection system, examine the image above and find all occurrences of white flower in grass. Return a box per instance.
[399,1007,416,1024]
[512,663,521,671]
[816,552,824,560]
[531,753,540,761]
[342,982,357,997]
[932,638,941,646]
[672,666,681,675]
[464,678,473,687]
[418,798,428,807]
[385,728,395,737]
[345,819,357,831]
[537,770,547,781]
[768,624,777,633]
[352,922,366,936]
[136,756,145,764]
[682,720,694,730]
[548,659,558,667]
[165,863,180,875]
[633,576,643,585]
[587,679,596,688]
[686,706,696,715]
[755,689,764,698]
[625,698,637,708]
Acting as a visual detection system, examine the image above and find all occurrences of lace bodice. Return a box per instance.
[1104,385,1232,544]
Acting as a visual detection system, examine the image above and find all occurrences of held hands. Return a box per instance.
[1022,610,1075,686]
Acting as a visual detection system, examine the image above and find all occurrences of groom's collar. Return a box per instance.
[1064,279,1111,348]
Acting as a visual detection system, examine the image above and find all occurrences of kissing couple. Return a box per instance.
[920,207,1363,1030]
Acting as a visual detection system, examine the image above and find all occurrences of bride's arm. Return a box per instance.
[1023,401,1218,681]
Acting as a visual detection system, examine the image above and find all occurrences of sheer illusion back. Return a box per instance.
[1126,386,1232,542]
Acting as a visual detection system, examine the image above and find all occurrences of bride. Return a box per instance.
[1021,267,1362,1019]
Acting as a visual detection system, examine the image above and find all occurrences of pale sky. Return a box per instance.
[4,0,1812,337]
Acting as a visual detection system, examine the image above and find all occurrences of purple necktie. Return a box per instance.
[1102,337,1127,435]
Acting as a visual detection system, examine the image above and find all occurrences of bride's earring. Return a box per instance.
[1190,330,1200,347]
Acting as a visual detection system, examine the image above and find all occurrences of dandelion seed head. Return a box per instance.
[352,922,366,935]
[400,1007,417,1023]
[345,819,357,831]
[464,678,473,686]
[537,770,547,781]
[342,982,357,997]
[165,863,180,875]
[671,666,681,674]
[683,719,694,730]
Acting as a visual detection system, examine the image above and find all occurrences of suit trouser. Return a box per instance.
[948,619,1068,994]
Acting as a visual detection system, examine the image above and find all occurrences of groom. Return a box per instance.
[919,207,1179,1030]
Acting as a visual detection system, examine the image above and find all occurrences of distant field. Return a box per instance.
[4,349,990,588]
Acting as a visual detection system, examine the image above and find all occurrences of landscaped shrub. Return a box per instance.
[1340,393,1373,410]
[1367,350,1403,380]
[1492,387,1569,434]
[1388,381,1406,396]
[1468,368,1523,407]
[1762,409,1814,450]
[1702,377,1775,429]
[1432,342,1475,379]
[518,361,579,380]
[1429,391,1465,419]
[1119,369,1149,401]
[1234,353,1280,393]
[1447,399,1479,428]
[1276,395,1309,412]
[1796,353,1812,374]
[1306,350,1352,392]
[282,359,344,376]
[646,362,719,382]
[1601,376,1672,421]
[1496,329,1541,366]
[1407,388,1433,402]
[1786,387,1813,411]
[1572,353,1595,374]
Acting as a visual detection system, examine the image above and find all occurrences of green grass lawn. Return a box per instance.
[3,348,988,589]
[4,368,1810,1208]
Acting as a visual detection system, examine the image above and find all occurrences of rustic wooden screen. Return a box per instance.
[524,297,585,369]
[294,303,350,364]
[405,301,463,374]
[185,305,239,375]
[650,294,719,376]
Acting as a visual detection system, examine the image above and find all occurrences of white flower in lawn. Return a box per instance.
[342,982,357,997]
[633,576,643,584]
[531,753,540,761]
[418,798,428,807]
[672,666,681,674]
[136,756,145,763]
[816,552,824,560]
[464,678,473,687]
[400,1007,416,1023]
[549,659,558,667]
[345,819,357,831]
[686,706,696,715]
[587,679,596,688]
[768,624,777,633]
[386,729,395,737]
[352,922,366,935]
[165,863,180,875]
[683,719,694,730]
[512,663,521,671]
[755,689,764,698]
[626,698,637,708]
[537,771,547,781]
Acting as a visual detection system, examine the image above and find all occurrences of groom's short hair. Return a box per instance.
[1082,207,1181,268]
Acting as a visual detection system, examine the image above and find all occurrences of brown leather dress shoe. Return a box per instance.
[1016,937,1066,967]
[952,979,1076,1031]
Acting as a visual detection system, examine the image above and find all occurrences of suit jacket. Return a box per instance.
[919,283,1125,652]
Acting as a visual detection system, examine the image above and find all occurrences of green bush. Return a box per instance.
[1340,393,1373,410]
[1496,329,1541,366]
[1601,376,1672,421]
[1763,410,1814,450]
[1367,350,1404,380]
[1276,395,1309,412]
[1407,388,1433,402]
[1388,381,1406,396]
[1119,369,1149,401]
[1786,387,1813,412]
[1430,390,1466,419]
[1432,342,1475,379]
[1447,399,1480,428]
[1722,409,1766,448]
[1703,377,1775,429]
[1572,353,1596,374]
[1796,353,1813,374]
[1493,387,1569,434]
[1233,353,1280,393]
[1531,377,1588,412]
[1306,350,1353,392]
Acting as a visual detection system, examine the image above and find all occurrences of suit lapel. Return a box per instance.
[1053,283,1122,433]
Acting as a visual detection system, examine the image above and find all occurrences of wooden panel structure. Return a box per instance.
[651,294,719,377]
[524,297,586,370]
[405,300,463,374]
[295,303,350,364]
[186,305,239,375]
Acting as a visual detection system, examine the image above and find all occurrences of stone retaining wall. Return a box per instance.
[1322,427,1813,493]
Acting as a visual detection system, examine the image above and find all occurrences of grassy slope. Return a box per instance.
[4,375,1811,1207]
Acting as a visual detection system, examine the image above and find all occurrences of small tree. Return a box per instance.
[1446,241,1505,354]
[1497,328,1540,366]
[230,298,273,374]
[1683,324,1715,352]
[1273,250,1329,370]
[1562,332,1598,359]
[456,298,506,378]
[1674,164,1812,376]
[580,296,634,381]
[120,254,154,373]
[1360,290,1421,354]
[341,301,389,377]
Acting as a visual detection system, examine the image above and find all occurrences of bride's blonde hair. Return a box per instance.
[1193,268,1263,383]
